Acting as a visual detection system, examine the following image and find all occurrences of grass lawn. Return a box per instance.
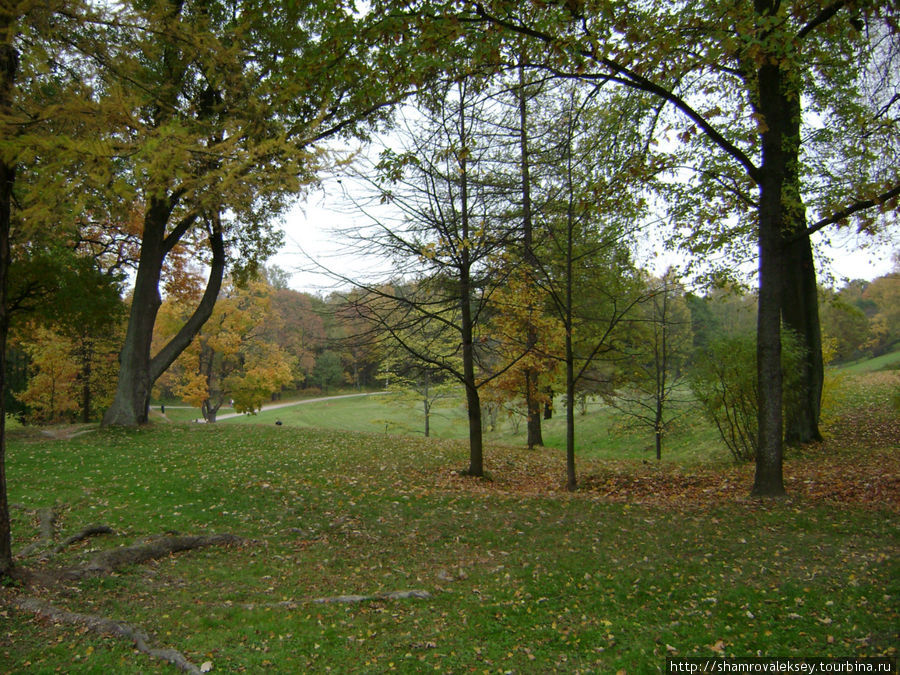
[835,348,900,375]
[2,371,897,673]
[219,389,732,467]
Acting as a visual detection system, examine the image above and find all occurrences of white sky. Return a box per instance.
[272,181,899,296]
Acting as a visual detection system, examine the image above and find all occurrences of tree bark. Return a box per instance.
[102,199,170,426]
[518,62,543,449]
[0,32,18,576]
[458,99,483,477]
[755,204,786,496]
[751,12,793,496]
[460,249,484,475]
[79,336,93,423]
[565,331,576,491]
[781,230,824,444]
[103,203,224,426]
[423,373,431,438]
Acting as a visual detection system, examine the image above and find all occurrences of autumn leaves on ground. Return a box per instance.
[1,370,897,673]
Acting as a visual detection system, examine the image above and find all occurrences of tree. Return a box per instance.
[819,287,871,362]
[6,225,128,422]
[505,60,553,447]
[158,279,293,421]
[461,0,900,495]
[380,326,461,438]
[531,81,649,490]
[261,287,326,389]
[312,350,344,394]
[95,0,413,426]
[481,264,564,444]
[14,327,80,423]
[685,286,759,351]
[0,6,13,574]
[0,0,104,576]
[607,271,693,460]
[343,77,520,477]
[861,273,900,356]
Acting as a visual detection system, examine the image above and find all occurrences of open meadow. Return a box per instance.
[1,367,897,673]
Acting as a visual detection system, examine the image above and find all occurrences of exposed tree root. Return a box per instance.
[61,533,245,580]
[6,532,244,670]
[12,532,244,588]
[313,589,432,604]
[10,596,203,674]
[46,525,115,559]
[232,588,432,610]
[18,507,60,558]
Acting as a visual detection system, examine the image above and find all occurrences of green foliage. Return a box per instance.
[690,330,805,462]
[313,350,345,393]
[7,242,125,332]
[607,272,694,459]
[819,273,900,364]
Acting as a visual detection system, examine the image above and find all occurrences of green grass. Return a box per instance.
[2,416,897,673]
[835,348,900,374]
[219,390,729,466]
[222,391,473,439]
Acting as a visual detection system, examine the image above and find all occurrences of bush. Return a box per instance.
[690,330,804,462]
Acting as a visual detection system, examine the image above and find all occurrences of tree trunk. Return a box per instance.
[781,230,823,444]
[202,401,217,423]
[525,370,543,447]
[518,62,543,450]
[423,373,431,438]
[565,333,576,491]
[79,337,93,423]
[458,93,483,477]
[102,200,169,426]
[103,204,224,426]
[0,34,18,576]
[751,26,793,496]
[754,212,785,496]
[460,257,483,475]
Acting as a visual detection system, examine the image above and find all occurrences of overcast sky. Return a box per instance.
[271,181,898,296]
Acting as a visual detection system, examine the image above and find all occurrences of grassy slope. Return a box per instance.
[2,397,897,673]
[220,392,731,467]
[3,357,895,673]
[836,349,900,374]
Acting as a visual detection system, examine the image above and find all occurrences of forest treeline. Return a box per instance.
[8,263,897,429]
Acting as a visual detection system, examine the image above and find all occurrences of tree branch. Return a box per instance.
[149,217,225,382]
[471,3,762,183]
[797,1,848,41]
[803,183,900,239]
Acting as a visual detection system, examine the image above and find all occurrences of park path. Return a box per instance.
[193,391,387,423]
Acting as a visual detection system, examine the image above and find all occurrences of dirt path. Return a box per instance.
[194,391,387,423]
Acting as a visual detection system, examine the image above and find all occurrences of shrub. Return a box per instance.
[690,330,804,462]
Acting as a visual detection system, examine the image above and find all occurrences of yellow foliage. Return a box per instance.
[173,371,210,409]
[16,328,81,423]
[482,268,564,409]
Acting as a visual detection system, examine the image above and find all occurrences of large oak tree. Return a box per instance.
[95,0,417,426]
